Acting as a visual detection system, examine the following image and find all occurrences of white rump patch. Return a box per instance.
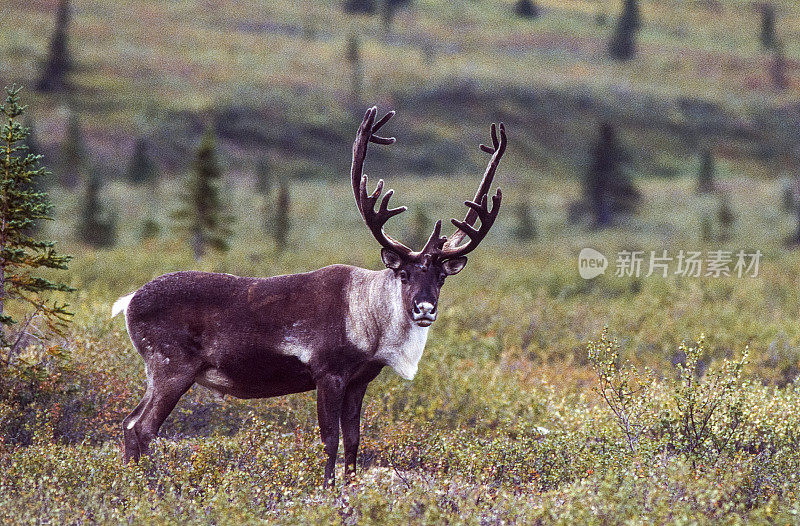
[111,293,135,318]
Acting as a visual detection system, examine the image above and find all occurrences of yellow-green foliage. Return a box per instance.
[0,173,800,522]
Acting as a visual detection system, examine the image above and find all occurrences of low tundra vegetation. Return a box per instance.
[2,174,800,523]
[2,318,800,523]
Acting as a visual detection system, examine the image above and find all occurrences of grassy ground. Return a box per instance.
[2,171,800,522]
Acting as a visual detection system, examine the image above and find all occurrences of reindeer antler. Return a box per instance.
[351,107,413,257]
[351,108,505,261]
[437,122,506,259]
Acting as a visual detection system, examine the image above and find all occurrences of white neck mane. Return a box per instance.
[345,268,430,380]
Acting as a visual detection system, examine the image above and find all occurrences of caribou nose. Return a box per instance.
[413,302,437,324]
[415,302,436,315]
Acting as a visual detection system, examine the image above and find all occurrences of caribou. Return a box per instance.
[112,107,506,486]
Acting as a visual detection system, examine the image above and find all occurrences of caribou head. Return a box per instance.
[351,107,506,327]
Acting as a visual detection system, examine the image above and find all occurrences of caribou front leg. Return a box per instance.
[342,383,369,482]
[341,364,382,482]
[316,375,345,488]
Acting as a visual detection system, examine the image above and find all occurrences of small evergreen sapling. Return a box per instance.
[781,179,795,213]
[382,0,412,34]
[794,198,800,246]
[717,195,736,242]
[700,214,713,243]
[126,136,158,186]
[60,110,85,188]
[584,122,640,227]
[125,137,161,239]
[407,206,432,250]
[770,43,788,91]
[513,200,538,241]
[272,177,290,252]
[343,0,375,15]
[760,4,778,50]
[346,34,363,108]
[514,0,540,19]
[0,87,73,349]
[173,127,232,260]
[36,0,72,93]
[696,147,715,193]
[77,171,117,248]
[608,0,641,61]
[255,157,272,195]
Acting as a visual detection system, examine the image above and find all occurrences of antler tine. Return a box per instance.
[440,188,502,259]
[351,107,412,255]
[359,174,411,255]
[420,219,446,256]
[440,122,506,258]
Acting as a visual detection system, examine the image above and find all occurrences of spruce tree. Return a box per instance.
[273,177,290,252]
[141,217,160,241]
[407,206,432,250]
[0,87,73,348]
[36,0,72,93]
[717,195,735,242]
[608,0,641,61]
[346,34,363,108]
[700,214,713,243]
[696,147,715,193]
[781,180,795,213]
[60,111,85,188]
[344,0,375,14]
[173,127,231,260]
[584,122,640,227]
[77,171,117,248]
[382,0,412,34]
[513,200,538,241]
[514,0,540,19]
[22,116,48,198]
[255,157,272,195]
[126,136,157,186]
[595,9,609,28]
[22,116,41,160]
[125,136,160,239]
[760,4,777,50]
[770,43,788,91]
[793,195,800,246]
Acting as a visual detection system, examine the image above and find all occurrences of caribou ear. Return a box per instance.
[381,248,404,270]
[442,256,468,275]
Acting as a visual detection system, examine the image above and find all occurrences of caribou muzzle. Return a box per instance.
[412,301,437,326]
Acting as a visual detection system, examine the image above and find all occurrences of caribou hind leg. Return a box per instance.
[132,372,196,457]
[341,383,369,481]
[123,334,202,461]
[123,384,152,462]
[316,375,346,488]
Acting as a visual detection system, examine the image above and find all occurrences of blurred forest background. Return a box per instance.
[4,0,800,253]
[3,0,800,523]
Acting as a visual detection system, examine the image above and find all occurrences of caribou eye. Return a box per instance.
[398,270,409,283]
[438,273,446,286]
